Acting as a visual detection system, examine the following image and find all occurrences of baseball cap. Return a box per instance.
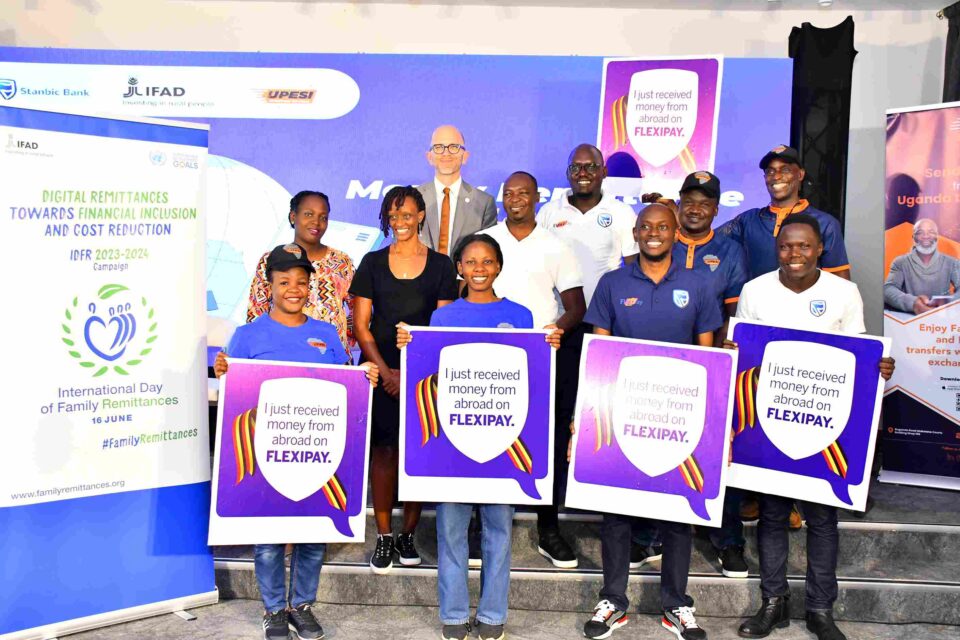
[265,243,315,275]
[759,144,801,170]
[679,170,720,199]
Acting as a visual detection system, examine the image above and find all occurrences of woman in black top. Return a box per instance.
[350,186,458,574]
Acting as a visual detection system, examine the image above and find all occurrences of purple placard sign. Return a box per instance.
[598,56,722,198]
[728,320,888,509]
[210,359,371,543]
[566,334,736,525]
[400,328,554,505]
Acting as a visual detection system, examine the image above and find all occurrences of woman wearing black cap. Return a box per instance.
[215,243,378,640]
[350,186,458,574]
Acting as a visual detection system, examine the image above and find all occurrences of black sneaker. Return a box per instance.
[662,606,706,640]
[288,603,324,640]
[718,545,748,578]
[583,599,628,639]
[537,528,578,568]
[468,528,483,568]
[397,531,422,566]
[629,542,663,570]
[441,622,471,640]
[370,534,394,574]
[476,621,505,640]
[262,609,289,640]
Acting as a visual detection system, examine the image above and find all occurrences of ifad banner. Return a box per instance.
[399,328,554,505]
[0,49,788,330]
[882,102,960,490]
[565,334,736,526]
[598,57,722,198]
[210,360,372,544]
[728,320,890,509]
[0,107,214,638]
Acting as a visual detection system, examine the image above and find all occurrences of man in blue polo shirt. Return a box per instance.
[582,203,721,640]
[719,145,850,281]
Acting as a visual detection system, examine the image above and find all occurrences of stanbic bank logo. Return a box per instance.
[123,77,185,98]
[0,79,17,100]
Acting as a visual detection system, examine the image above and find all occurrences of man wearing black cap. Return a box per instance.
[672,171,750,579]
[719,145,850,281]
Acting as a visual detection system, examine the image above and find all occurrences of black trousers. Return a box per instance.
[600,513,694,611]
[535,322,586,532]
[758,494,838,611]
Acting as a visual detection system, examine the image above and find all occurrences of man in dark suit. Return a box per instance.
[417,125,497,256]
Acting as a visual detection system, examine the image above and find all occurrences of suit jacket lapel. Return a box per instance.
[452,181,473,247]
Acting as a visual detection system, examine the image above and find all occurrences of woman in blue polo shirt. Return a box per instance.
[214,243,378,640]
[398,233,561,640]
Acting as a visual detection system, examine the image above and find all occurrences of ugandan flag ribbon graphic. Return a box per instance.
[593,386,705,493]
[231,407,349,511]
[416,373,534,474]
[733,366,848,478]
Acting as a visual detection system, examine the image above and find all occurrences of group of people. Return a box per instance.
[214,125,894,640]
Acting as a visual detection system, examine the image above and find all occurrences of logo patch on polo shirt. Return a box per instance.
[307,338,328,354]
[597,213,613,228]
[620,297,639,307]
[673,290,690,309]
[702,255,720,272]
[810,300,826,317]
[553,220,570,229]
[497,322,515,328]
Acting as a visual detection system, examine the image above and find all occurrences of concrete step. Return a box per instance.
[75,600,958,640]
[213,513,960,625]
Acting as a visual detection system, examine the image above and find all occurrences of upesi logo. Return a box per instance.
[123,77,185,99]
[262,89,316,103]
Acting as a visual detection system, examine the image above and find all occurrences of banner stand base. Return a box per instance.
[2,589,219,640]
[879,469,960,491]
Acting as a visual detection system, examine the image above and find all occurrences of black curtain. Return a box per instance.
[944,1,960,102]
[788,16,857,230]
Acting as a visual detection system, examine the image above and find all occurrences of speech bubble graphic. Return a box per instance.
[403,331,552,503]
[627,69,698,167]
[437,343,529,463]
[730,322,887,508]
[755,341,854,461]
[255,377,348,503]
[611,356,706,477]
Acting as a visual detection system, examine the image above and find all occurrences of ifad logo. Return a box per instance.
[0,79,16,100]
[810,300,827,317]
[123,77,185,99]
[62,284,157,377]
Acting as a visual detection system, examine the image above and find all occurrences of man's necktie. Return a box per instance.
[438,187,451,255]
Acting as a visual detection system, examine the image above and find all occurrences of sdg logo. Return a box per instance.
[62,284,158,377]
[0,79,16,100]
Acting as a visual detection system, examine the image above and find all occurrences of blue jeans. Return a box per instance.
[254,543,326,613]
[437,502,514,625]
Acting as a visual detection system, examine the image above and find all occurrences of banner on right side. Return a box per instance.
[881,102,960,489]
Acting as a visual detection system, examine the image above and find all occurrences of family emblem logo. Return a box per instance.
[694,171,712,184]
[307,338,327,354]
[553,221,570,229]
[702,255,720,272]
[0,79,16,100]
[61,284,157,377]
[810,300,827,317]
[283,243,303,258]
[597,213,613,228]
[673,289,690,308]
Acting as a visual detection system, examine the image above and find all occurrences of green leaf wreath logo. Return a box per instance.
[62,284,158,377]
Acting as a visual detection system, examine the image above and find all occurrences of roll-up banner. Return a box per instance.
[0,106,215,639]
[881,102,960,490]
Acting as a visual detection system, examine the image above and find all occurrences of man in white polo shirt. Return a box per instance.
[536,143,638,305]
[483,170,586,568]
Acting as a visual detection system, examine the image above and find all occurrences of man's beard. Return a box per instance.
[915,242,937,255]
